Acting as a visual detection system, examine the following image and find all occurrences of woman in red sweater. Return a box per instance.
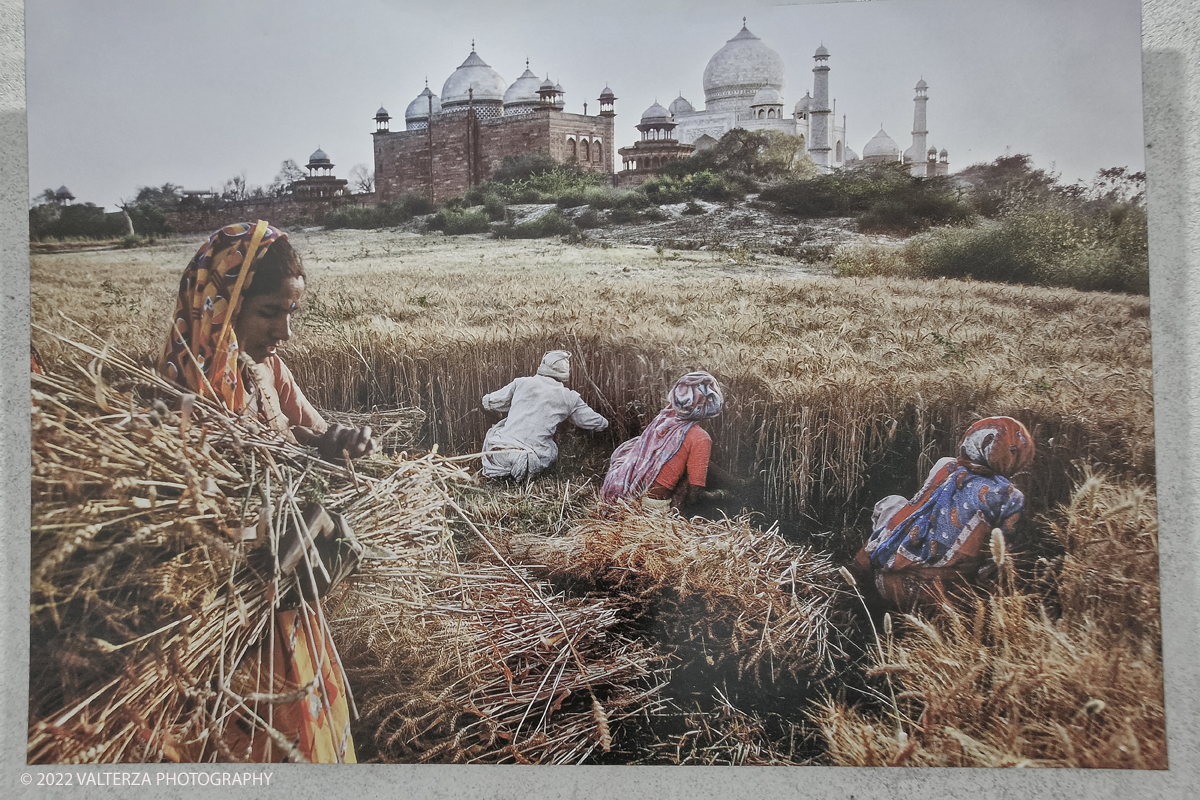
[602,371,727,512]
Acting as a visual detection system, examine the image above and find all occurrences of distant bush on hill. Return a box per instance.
[324,194,435,230]
[759,162,974,234]
[833,163,1149,294]
[491,208,576,239]
[29,202,130,241]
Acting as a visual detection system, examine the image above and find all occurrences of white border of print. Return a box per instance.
[2,1,1197,798]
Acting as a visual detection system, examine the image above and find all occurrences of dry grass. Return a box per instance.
[814,473,1165,769]
[31,230,1155,531]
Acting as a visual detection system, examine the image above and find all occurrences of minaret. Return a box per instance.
[910,78,929,176]
[810,44,832,170]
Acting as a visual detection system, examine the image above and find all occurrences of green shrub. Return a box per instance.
[555,190,591,210]
[323,194,434,229]
[574,208,603,229]
[834,207,1149,294]
[760,163,973,233]
[482,194,508,221]
[513,187,548,204]
[426,208,491,235]
[491,209,575,239]
[29,203,129,241]
[607,207,642,225]
[120,233,151,249]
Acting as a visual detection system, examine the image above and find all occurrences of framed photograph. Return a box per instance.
[5,0,1198,797]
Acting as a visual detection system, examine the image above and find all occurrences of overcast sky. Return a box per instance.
[25,0,1146,210]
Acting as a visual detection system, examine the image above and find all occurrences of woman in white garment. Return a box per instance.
[480,351,609,480]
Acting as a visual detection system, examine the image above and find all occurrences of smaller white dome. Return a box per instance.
[862,128,900,158]
[916,78,928,90]
[794,93,811,115]
[376,106,389,117]
[599,85,616,101]
[405,86,441,120]
[504,68,542,106]
[844,147,860,161]
[815,43,830,57]
[309,147,329,163]
[640,101,672,124]
[751,85,782,106]
[939,148,948,157]
[669,95,694,115]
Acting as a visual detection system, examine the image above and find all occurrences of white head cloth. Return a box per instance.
[536,350,571,381]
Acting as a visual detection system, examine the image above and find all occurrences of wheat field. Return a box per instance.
[32,229,1154,523]
[29,228,1163,765]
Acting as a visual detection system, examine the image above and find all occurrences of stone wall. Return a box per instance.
[163,195,368,234]
[375,109,615,203]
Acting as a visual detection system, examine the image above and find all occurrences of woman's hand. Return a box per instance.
[296,424,375,461]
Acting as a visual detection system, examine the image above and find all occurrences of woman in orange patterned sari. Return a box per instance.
[159,221,370,762]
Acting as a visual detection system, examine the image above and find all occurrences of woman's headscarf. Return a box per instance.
[601,371,723,503]
[158,221,283,413]
[957,416,1034,477]
[536,350,571,381]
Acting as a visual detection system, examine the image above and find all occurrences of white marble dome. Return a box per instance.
[640,101,672,125]
[863,128,901,159]
[669,94,695,115]
[794,93,811,116]
[504,68,542,107]
[702,24,785,107]
[405,86,441,121]
[441,50,506,107]
[751,85,782,106]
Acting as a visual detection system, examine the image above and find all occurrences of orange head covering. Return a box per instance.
[158,221,284,413]
[958,416,1035,477]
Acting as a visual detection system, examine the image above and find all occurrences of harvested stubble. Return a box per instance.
[814,473,1166,768]
[647,699,813,766]
[28,329,463,763]
[501,509,852,685]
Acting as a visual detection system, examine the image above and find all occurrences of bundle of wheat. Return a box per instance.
[500,509,852,684]
[318,406,426,453]
[28,328,465,763]
[814,473,1166,768]
[333,558,669,764]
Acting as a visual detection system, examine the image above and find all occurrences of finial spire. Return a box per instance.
[471,38,475,51]
[526,56,530,69]
[742,16,747,27]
